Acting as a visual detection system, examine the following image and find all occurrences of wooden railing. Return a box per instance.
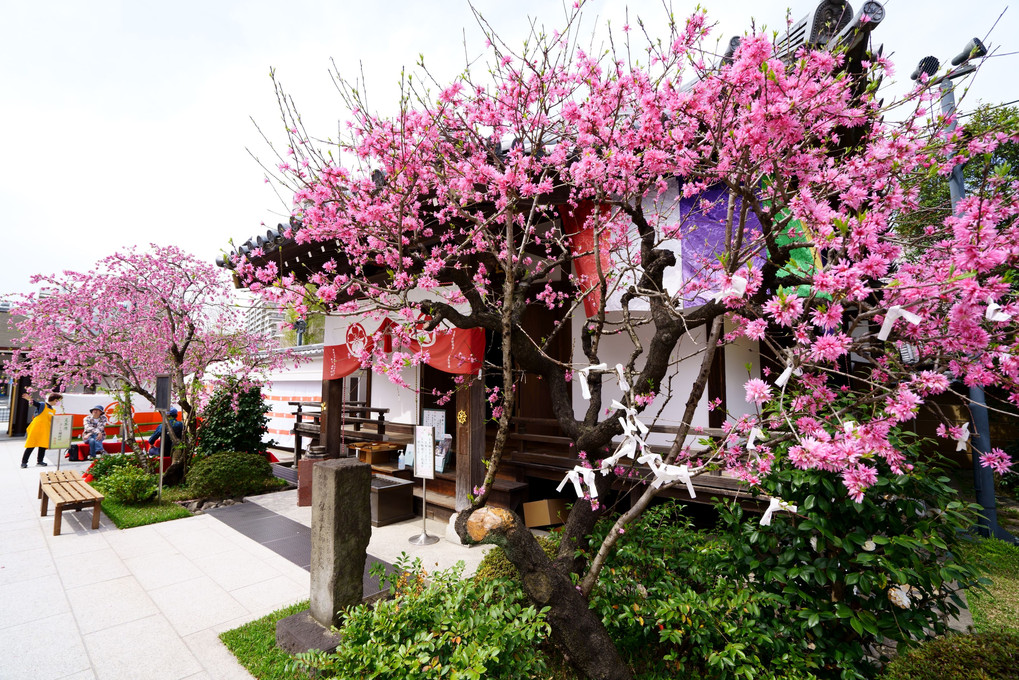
[291,401,396,462]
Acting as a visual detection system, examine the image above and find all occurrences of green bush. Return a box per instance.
[96,465,157,504]
[196,378,273,457]
[716,449,984,679]
[582,504,818,680]
[186,451,273,499]
[85,453,141,482]
[289,556,552,679]
[879,630,1019,680]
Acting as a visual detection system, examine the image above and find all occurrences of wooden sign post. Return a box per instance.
[50,415,72,471]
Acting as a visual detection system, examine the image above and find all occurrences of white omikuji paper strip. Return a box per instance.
[760,497,798,526]
[557,465,600,498]
[955,422,971,452]
[577,363,609,401]
[986,298,1012,323]
[877,305,922,341]
[775,358,803,388]
[711,274,748,304]
[614,364,630,392]
[746,427,766,451]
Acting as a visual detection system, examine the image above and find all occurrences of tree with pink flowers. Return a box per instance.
[239,6,1018,678]
[7,245,294,483]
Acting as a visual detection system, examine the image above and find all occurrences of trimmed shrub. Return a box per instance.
[196,379,273,457]
[96,466,157,504]
[879,630,1019,680]
[186,451,273,499]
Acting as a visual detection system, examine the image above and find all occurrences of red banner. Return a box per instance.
[323,320,484,380]
[558,201,613,317]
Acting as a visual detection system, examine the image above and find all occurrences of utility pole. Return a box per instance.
[913,39,1017,543]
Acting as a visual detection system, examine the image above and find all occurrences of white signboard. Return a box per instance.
[422,408,446,438]
[413,426,435,480]
[49,415,73,449]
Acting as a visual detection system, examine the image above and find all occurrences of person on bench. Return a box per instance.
[148,407,184,454]
[82,405,109,460]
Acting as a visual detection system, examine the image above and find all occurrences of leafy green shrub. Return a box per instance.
[186,451,273,499]
[717,451,984,679]
[289,556,552,679]
[85,453,141,482]
[879,630,1019,680]
[196,378,273,457]
[582,504,818,680]
[96,465,157,504]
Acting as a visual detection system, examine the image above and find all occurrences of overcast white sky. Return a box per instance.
[1,0,1016,297]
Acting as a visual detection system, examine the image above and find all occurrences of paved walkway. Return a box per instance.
[1,438,490,680]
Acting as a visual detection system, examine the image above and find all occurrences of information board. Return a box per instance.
[413,425,435,480]
[422,408,446,438]
[49,415,73,449]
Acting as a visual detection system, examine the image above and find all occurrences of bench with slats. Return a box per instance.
[38,470,82,499]
[39,473,104,536]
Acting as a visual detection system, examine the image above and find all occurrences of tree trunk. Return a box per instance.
[161,461,185,487]
[459,508,634,680]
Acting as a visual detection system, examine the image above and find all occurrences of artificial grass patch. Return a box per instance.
[220,600,309,680]
[957,538,1019,634]
[101,498,192,528]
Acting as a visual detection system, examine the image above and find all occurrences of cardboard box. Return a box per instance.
[353,443,402,465]
[523,498,569,528]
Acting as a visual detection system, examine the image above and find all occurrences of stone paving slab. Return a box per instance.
[1,440,494,680]
[1,441,308,680]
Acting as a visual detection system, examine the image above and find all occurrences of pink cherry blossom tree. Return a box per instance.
[7,245,296,484]
[239,7,1018,678]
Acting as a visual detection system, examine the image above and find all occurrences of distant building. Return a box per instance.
[245,301,286,341]
[0,307,24,429]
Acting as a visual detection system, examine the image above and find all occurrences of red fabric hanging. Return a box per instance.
[557,200,613,317]
[322,319,484,380]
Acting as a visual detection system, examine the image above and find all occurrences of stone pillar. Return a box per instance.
[309,458,371,627]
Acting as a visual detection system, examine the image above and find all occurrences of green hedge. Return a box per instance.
[186,451,274,499]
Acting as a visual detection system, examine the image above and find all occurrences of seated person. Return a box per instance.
[81,405,109,460]
[148,407,184,454]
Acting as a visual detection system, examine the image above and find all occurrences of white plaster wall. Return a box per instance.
[571,312,712,451]
[370,365,419,425]
[568,312,760,452]
[723,321,761,422]
[262,353,324,449]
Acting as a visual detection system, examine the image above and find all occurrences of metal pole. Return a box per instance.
[158,410,166,501]
[408,477,439,545]
[940,78,1015,543]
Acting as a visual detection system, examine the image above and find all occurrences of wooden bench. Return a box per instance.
[39,473,104,536]
[38,470,82,498]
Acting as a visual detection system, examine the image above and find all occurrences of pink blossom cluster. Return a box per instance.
[235,7,1018,501]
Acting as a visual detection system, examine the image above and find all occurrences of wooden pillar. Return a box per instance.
[455,377,486,512]
[321,377,345,458]
[707,344,726,430]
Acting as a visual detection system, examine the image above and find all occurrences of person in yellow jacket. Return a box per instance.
[20,392,63,468]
